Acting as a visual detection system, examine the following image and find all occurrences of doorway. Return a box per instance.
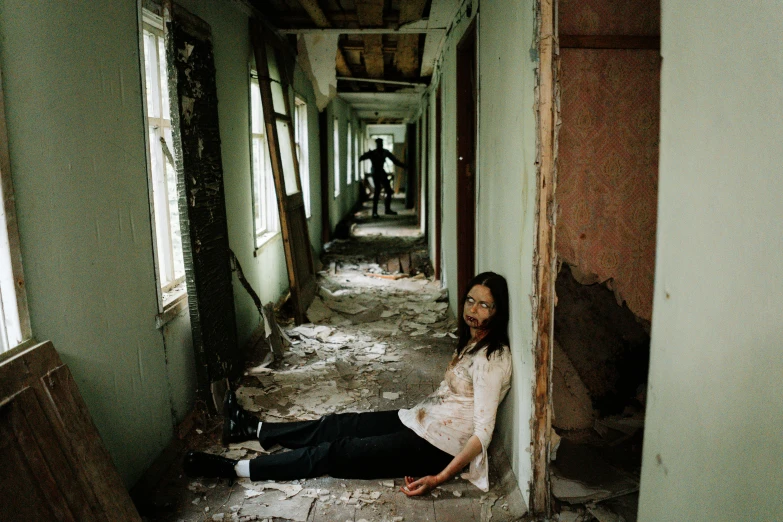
[546,1,661,520]
[456,20,477,302]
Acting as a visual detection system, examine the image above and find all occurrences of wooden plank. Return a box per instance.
[395,34,420,77]
[399,0,428,23]
[434,85,443,279]
[560,35,660,49]
[455,21,477,304]
[294,0,331,28]
[8,392,78,521]
[44,365,142,520]
[167,4,240,404]
[251,19,317,324]
[0,414,60,521]
[356,0,385,26]
[531,0,557,515]
[18,387,101,520]
[357,0,385,89]
[0,342,142,521]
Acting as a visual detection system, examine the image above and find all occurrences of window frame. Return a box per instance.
[294,95,311,219]
[0,66,32,354]
[141,10,187,316]
[346,122,353,185]
[249,67,281,249]
[333,117,340,198]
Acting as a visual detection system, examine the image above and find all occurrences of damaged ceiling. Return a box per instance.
[252,0,462,122]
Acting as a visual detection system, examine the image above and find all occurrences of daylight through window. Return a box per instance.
[294,96,311,219]
[142,12,186,308]
[250,71,280,247]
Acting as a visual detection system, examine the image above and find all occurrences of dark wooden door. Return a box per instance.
[0,342,141,521]
[250,20,316,324]
[167,4,238,406]
[434,85,443,280]
[456,21,477,301]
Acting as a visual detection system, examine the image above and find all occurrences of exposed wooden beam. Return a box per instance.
[356,0,384,27]
[356,0,386,91]
[362,34,386,87]
[275,10,400,26]
[294,0,357,90]
[560,35,660,49]
[532,0,557,516]
[335,47,353,77]
[342,39,397,53]
[294,0,331,28]
[395,0,427,78]
[395,34,420,77]
[336,76,426,87]
[279,27,432,34]
[399,0,428,24]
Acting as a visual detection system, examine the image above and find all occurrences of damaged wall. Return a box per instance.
[0,0,174,486]
[431,0,539,501]
[639,2,783,520]
[556,0,660,321]
[475,0,539,502]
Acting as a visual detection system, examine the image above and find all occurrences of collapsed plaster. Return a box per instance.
[297,33,339,111]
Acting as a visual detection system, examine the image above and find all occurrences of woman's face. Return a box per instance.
[463,284,496,330]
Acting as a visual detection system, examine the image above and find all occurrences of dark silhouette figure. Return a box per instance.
[359,138,407,217]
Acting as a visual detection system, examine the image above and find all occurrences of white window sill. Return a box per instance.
[157,284,188,328]
[254,231,281,257]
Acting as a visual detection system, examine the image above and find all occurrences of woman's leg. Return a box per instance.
[259,410,403,449]
[249,427,452,482]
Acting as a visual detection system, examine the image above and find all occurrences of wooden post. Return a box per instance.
[532,0,558,515]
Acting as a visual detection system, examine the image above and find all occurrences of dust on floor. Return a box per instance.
[139,230,528,522]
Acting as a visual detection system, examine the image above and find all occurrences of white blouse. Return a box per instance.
[398,343,512,491]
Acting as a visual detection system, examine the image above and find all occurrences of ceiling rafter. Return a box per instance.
[294,0,357,90]
[395,0,428,78]
[356,0,386,91]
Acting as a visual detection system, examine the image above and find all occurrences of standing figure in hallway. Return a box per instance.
[184,272,513,496]
[359,138,407,218]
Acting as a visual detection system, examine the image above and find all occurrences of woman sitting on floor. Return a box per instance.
[184,271,513,496]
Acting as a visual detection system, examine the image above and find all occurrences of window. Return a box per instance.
[142,12,186,309]
[294,96,311,219]
[333,117,340,198]
[250,69,280,247]
[0,73,31,353]
[354,131,361,182]
[346,123,353,185]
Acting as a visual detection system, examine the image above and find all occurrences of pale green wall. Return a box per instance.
[0,0,327,487]
[431,0,538,500]
[0,0,172,486]
[475,0,538,502]
[327,97,362,232]
[638,2,783,520]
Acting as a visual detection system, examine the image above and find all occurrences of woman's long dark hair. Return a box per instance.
[457,272,510,359]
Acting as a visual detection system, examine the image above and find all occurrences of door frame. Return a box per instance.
[434,85,443,280]
[531,0,558,515]
[455,19,478,303]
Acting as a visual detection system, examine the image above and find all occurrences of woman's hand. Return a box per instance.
[400,475,441,497]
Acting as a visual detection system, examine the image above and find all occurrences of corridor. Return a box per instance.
[139,206,527,521]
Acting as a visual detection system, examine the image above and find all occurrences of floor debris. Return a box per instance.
[139,209,528,522]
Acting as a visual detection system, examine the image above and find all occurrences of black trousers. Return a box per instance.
[249,410,452,482]
[371,172,394,215]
